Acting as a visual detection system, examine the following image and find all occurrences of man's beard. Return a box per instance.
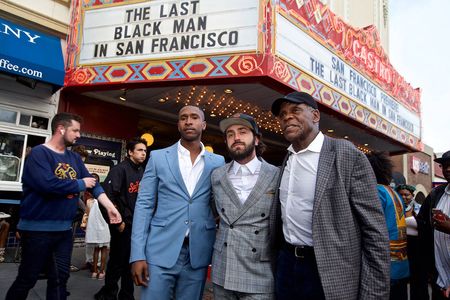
[64,138,75,147]
[227,138,256,162]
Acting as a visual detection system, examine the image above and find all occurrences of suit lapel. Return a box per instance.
[165,144,189,198]
[313,137,335,218]
[218,162,242,209]
[231,161,274,222]
[191,151,213,198]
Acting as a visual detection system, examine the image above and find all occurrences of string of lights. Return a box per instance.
[152,85,373,152]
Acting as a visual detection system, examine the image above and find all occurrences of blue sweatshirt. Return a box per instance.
[18,144,104,231]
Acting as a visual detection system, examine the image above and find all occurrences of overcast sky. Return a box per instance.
[389,0,450,153]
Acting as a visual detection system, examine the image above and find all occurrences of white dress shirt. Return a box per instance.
[228,156,261,205]
[434,184,450,288]
[279,131,324,246]
[177,141,205,196]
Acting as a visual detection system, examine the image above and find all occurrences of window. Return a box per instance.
[0,107,49,129]
[0,132,46,183]
[0,108,17,124]
[31,116,49,130]
[19,114,31,126]
[0,133,24,182]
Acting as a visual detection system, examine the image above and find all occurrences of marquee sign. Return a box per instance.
[278,0,420,114]
[78,0,259,65]
[65,0,422,150]
[276,14,420,137]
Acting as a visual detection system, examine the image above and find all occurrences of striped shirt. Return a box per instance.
[435,184,450,288]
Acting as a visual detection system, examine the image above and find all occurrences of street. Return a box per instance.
[0,245,214,300]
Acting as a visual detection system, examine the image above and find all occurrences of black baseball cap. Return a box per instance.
[271,91,318,116]
[219,113,260,136]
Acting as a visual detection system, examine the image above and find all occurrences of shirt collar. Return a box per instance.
[177,140,205,157]
[126,157,141,169]
[287,131,324,154]
[445,184,450,195]
[231,155,261,175]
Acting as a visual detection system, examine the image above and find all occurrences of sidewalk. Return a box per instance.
[0,246,214,299]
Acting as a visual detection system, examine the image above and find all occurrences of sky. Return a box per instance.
[389,0,450,153]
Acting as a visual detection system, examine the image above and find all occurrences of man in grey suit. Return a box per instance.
[130,106,225,300]
[270,92,390,300]
[211,113,279,300]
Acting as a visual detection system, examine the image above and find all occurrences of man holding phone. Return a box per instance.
[418,150,450,299]
[432,208,450,234]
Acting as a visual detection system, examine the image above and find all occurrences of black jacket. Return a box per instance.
[102,158,144,226]
[417,183,448,280]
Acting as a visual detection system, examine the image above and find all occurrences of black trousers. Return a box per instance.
[276,242,325,300]
[390,278,408,300]
[96,225,134,300]
[407,235,430,300]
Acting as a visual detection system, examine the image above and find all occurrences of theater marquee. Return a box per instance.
[79,0,259,65]
[66,0,423,151]
[275,14,420,137]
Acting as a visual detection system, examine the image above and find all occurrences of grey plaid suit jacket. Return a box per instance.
[211,159,279,294]
[271,136,390,300]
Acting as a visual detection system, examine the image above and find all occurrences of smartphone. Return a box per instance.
[432,209,447,221]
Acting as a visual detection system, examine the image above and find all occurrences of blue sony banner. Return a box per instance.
[0,17,65,86]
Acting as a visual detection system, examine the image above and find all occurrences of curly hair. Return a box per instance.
[366,151,393,185]
[72,144,88,160]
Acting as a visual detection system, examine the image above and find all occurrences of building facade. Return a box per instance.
[62,0,420,160]
[1,0,424,243]
[0,0,69,235]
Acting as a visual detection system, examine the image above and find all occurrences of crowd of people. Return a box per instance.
[1,91,450,300]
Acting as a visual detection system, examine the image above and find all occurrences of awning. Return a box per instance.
[0,17,65,87]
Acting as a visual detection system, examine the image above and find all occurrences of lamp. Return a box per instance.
[141,133,154,147]
[205,145,214,153]
[119,90,127,101]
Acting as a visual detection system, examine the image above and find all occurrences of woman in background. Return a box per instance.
[367,151,409,300]
[396,184,429,300]
[84,173,110,280]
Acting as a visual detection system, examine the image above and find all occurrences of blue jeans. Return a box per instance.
[6,230,73,300]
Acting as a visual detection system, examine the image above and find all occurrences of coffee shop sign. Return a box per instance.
[411,156,430,175]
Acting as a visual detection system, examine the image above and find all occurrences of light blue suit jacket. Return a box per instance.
[130,143,225,269]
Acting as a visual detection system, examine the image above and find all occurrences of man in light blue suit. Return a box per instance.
[130,106,225,300]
